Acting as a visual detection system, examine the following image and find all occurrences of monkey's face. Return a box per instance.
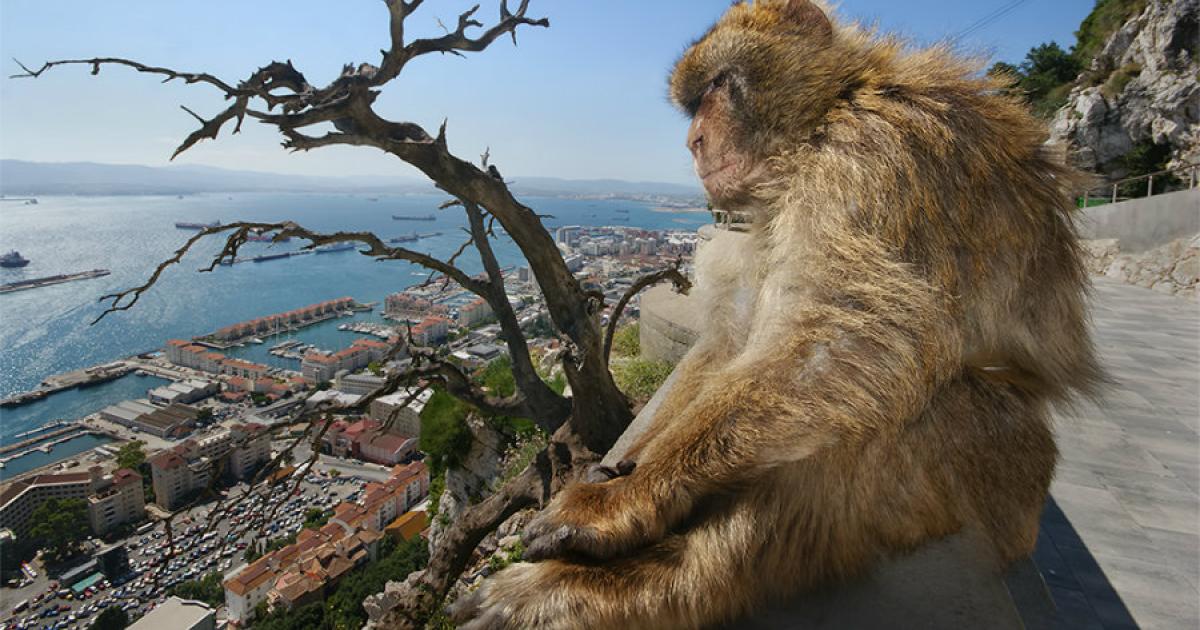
[685,71,770,209]
[671,0,842,209]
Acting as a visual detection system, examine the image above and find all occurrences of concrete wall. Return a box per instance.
[638,285,701,364]
[1080,188,1199,253]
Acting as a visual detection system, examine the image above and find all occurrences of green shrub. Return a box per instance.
[1073,0,1148,68]
[1118,141,1178,197]
[612,358,674,404]
[419,389,472,476]
[170,572,224,607]
[611,323,641,358]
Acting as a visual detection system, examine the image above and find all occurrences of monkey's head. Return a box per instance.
[671,0,847,210]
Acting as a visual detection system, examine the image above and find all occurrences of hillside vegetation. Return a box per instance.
[988,0,1148,117]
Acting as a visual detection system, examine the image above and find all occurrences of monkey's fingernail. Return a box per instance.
[585,465,615,483]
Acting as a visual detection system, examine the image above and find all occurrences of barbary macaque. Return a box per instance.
[453,1,1100,627]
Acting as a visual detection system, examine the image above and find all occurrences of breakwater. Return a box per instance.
[1,363,133,408]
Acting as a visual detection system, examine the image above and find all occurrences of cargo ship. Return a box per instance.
[0,269,111,294]
[175,221,221,230]
[251,252,292,263]
[392,214,436,221]
[315,243,357,254]
[1,251,30,268]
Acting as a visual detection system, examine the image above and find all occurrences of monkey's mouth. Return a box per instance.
[699,162,736,183]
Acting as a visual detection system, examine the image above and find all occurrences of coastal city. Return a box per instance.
[0,224,698,629]
[4,0,1196,628]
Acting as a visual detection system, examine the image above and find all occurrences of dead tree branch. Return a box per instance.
[18,2,640,625]
[603,259,692,364]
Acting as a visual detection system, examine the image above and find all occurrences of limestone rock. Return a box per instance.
[1084,233,1199,300]
[1172,255,1199,285]
[1050,0,1200,175]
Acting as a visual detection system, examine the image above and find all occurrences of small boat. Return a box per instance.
[252,252,292,263]
[0,250,30,268]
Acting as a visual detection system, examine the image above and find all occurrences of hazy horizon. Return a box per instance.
[1,0,1094,184]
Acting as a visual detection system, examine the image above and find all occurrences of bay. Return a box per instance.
[0,192,707,444]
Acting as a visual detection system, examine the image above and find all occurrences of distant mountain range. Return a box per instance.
[0,160,702,199]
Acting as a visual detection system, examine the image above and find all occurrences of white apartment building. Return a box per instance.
[0,467,145,538]
[149,423,270,509]
[87,468,146,535]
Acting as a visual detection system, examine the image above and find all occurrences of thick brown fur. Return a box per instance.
[452,1,1102,628]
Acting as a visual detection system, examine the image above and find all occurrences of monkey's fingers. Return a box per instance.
[584,459,637,483]
[522,524,577,561]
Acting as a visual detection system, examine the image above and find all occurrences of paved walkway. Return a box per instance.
[1039,277,1200,629]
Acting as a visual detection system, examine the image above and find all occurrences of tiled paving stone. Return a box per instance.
[1042,278,1200,630]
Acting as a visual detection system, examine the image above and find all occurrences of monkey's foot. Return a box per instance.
[522,477,652,561]
[449,563,562,630]
[449,577,511,630]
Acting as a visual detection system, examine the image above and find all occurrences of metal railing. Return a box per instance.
[1082,161,1199,207]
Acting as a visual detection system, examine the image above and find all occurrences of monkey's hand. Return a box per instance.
[522,472,658,561]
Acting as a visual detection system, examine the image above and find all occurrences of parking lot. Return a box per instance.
[1,469,375,630]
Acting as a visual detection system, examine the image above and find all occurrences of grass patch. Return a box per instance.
[1100,62,1141,98]
[611,358,674,404]
[611,323,641,358]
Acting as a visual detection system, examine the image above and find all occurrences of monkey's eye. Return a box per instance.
[706,72,728,94]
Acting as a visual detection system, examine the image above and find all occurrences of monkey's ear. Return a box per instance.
[781,0,833,41]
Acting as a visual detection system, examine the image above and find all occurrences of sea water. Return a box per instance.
[0,192,707,445]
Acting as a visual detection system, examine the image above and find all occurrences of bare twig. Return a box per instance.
[603,260,692,364]
[92,220,490,325]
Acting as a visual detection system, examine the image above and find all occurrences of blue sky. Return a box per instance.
[0,0,1096,184]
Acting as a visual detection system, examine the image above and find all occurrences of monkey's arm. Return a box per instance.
[525,256,961,560]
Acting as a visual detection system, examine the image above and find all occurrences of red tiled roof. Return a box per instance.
[112,468,141,486]
[223,359,266,371]
[149,451,185,470]
[224,557,275,596]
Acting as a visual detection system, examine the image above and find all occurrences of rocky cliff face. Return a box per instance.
[1051,0,1199,176]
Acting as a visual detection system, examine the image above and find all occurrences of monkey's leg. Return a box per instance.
[524,260,961,561]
